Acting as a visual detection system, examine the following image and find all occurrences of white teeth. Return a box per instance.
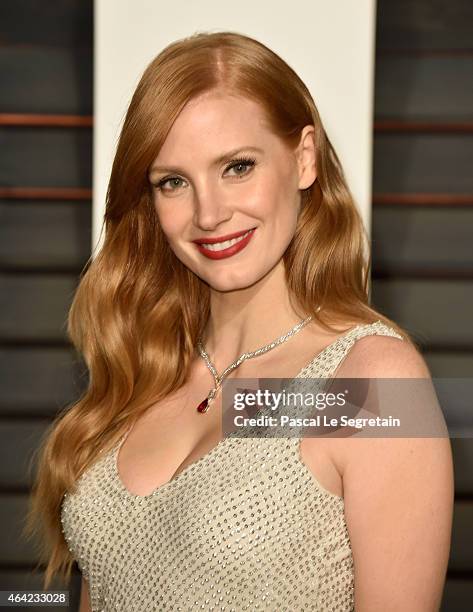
[201,229,253,251]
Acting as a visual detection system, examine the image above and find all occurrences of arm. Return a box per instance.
[78,576,92,612]
[336,337,454,611]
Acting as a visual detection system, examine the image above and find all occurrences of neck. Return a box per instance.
[200,261,309,368]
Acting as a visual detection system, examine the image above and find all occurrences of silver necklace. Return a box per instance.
[196,315,313,413]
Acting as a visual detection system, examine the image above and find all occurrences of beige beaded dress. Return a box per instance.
[61,320,403,611]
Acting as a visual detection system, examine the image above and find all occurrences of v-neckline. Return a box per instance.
[112,431,234,499]
[111,321,374,499]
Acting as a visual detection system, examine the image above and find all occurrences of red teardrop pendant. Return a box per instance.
[197,398,209,413]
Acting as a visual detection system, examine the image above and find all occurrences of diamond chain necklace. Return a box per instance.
[196,314,313,413]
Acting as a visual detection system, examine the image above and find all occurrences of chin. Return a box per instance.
[203,268,269,293]
[206,277,255,293]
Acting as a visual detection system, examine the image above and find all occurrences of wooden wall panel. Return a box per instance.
[0,1,92,46]
[0,348,85,417]
[373,2,473,606]
[375,56,473,121]
[451,439,473,496]
[424,352,473,377]
[376,0,473,50]
[0,495,39,564]
[0,48,93,114]
[0,421,50,488]
[449,502,473,571]
[441,580,473,611]
[0,200,92,270]
[0,275,77,341]
[371,280,473,346]
[373,133,473,193]
[372,207,473,274]
[0,128,92,188]
[0,1,90,608]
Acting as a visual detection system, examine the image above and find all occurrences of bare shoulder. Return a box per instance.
[303,329,433,487]
[332,336,454,607]
[336,332,431,379]
[301,329,438,498]
[333,333,438,472]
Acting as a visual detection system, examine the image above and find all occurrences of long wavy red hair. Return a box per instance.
[24,30,414,588]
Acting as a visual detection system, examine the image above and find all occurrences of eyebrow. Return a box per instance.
[148,146,264,179]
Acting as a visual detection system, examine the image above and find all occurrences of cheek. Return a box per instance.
[244,176,284,217]
[249,173,298,223]
[154,200,187,241]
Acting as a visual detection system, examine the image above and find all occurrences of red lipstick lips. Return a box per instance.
[193,227,257,260]
[193,227,255,245]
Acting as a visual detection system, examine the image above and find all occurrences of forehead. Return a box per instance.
[154,91,277,160]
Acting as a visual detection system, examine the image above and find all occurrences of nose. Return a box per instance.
[192,181,233,231]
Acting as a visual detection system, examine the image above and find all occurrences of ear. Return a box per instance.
[296,125,317,190]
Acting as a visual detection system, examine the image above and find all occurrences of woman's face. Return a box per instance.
[149,91,315,291]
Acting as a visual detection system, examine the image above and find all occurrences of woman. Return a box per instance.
[25,31,453,611]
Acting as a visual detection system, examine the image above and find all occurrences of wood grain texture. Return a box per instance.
[0,114,92,127]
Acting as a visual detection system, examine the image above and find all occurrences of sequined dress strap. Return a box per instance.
[296,319,404,378]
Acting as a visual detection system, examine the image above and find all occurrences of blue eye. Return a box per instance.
[224,157,257,177]
[153,155,257,193]
[155,176,185,191]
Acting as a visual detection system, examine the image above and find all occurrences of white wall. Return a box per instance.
[93,0,377,252]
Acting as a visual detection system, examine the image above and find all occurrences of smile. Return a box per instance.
[194,228,256,260]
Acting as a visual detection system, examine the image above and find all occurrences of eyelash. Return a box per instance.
[153,156,257,191]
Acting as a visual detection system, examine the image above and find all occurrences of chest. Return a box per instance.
[116,343,334,497]
[61,436,352,611]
